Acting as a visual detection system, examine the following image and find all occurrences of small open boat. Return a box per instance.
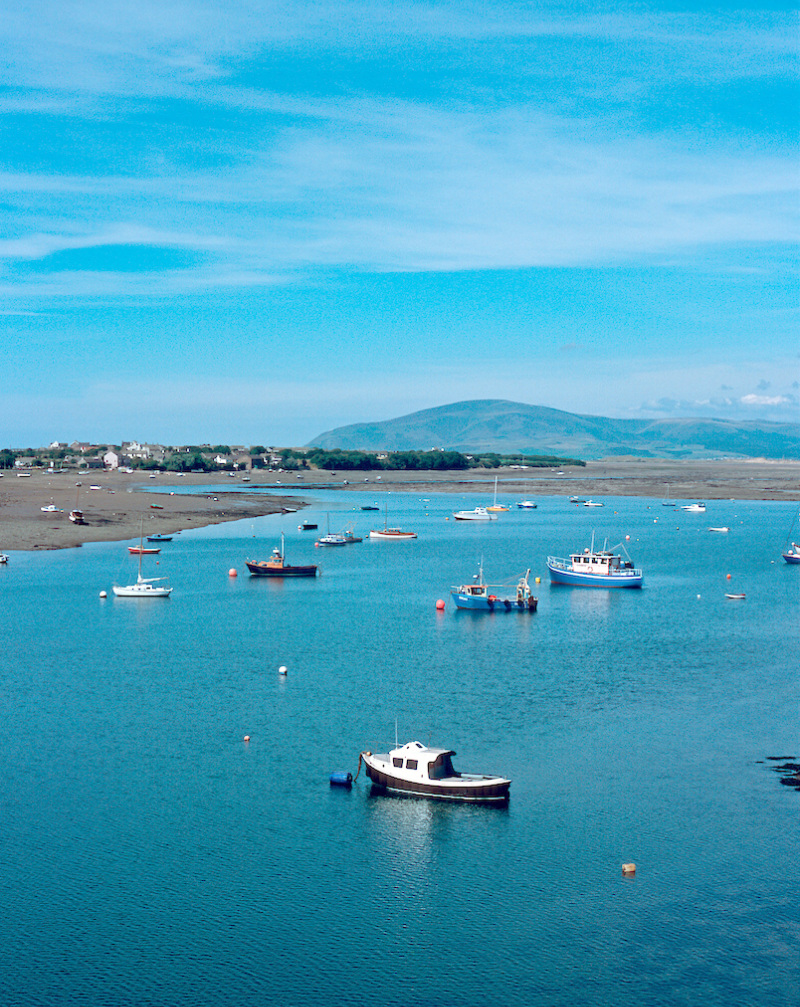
[359,739,510,803]
[129,545,160,555]
[147,534,173,542]
[725,593,746,600]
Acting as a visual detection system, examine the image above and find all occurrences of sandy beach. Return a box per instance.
[1,458,798,552]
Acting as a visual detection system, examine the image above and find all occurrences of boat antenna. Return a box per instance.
[395,718,398,748]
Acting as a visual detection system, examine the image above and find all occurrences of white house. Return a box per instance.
[104,451,120,469]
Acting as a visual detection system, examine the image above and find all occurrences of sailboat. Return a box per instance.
[486,475,509,513]
[661,484,676,507]
[69,484,86,524]
[781,507,800,564]
[369,499,417,539]
[113,523,172,597]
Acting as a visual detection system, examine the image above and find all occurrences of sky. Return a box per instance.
[2,0,798,447]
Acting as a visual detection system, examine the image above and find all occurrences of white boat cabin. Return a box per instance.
[570,549,626,575]
[389,742,459,780]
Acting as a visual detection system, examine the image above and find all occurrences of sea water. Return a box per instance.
[1,490,797,1006]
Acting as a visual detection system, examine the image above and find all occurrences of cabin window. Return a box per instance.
[406,759,418,770]
[393,758,403,767]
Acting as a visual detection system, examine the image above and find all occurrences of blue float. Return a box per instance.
[329,771,353,788]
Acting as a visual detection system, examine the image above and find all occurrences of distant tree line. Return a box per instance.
[277,448,584,471]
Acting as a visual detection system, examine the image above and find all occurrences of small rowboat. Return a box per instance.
[129,546,160,555]
[725,593,746,600]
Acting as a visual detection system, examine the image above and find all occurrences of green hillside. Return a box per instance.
[307,400,800,460]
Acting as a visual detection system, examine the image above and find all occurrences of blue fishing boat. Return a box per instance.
[451,561,538,611]
[547,535,643,588]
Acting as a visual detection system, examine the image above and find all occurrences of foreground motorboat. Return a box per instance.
[359,740,510,803]
[681,503,706,513]
[547,534,643,588]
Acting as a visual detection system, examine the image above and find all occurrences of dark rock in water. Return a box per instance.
[768,760,800,791]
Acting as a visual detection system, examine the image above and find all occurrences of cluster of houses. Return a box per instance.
[11,442,284,472]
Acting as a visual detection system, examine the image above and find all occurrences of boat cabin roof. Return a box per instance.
[390,740,456,762]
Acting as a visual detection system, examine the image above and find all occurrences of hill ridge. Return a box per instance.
[306,400,800,460]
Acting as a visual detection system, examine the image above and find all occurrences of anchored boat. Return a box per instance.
[547,534,643,588]
[359,740,510,803]
[453,507,497,521]
[247,534,318,577]
[451,561,537,612]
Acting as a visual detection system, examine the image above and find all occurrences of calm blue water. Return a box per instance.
[1,490,798,1006]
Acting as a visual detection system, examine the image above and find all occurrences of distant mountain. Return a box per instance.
[307,400,800,460]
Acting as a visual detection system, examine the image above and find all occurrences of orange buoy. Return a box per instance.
[436,599,446,611]
[229,568,238,577]
[726,573,731,580]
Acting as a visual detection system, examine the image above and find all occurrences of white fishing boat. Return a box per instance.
[547,533,643,588]
[453,507,497,521]
[113,524,172,598]
[359,739,510,803]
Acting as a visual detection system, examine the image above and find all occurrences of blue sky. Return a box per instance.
[2,0,797,446]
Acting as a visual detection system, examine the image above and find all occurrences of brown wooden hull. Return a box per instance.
[365,764,509,803]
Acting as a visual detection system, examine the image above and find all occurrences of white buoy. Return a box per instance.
[99,590,107,598]
[279,665,288,676]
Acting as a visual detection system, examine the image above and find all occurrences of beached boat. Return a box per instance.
[246,534,318,577]
[68,509,86,525]
[451,562,537,612]
[681,503,706,513]
[359,740,510,803]
[40,504,62,513]
[113,526,172,598]
[453,507,497,521]
[547,535,643,588]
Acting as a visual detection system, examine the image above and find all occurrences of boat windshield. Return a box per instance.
[429,752,459,780]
